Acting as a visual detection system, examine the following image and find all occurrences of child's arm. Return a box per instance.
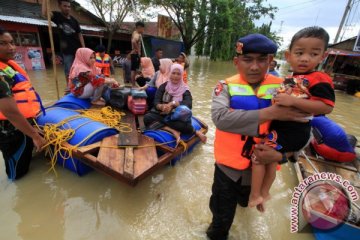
[273,93,333,115]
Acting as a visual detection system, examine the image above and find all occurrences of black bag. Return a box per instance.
[108,88,131,109]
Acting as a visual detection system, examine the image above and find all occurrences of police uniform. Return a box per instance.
[207,34,281,240]
[0,60,43,180]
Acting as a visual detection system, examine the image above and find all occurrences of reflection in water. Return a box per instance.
[1,58,359,239]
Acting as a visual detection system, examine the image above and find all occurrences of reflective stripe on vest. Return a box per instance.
[214,74,283,170]
[95,53,111,77]
[0,60,43,120]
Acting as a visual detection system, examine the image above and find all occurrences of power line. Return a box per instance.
[340,0,360,41]
[275,0,324,17]
[277,0,320,10]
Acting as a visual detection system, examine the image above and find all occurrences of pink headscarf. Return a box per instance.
[165,63,189,102]
[69,48,97,80]
[140,57,155,78]
[155,58,173,88]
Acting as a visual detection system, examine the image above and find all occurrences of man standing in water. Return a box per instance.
[0,28,46,180]
[42,0,85,88]
[268,60,280,77]
[207,34,309,239]
[131,21,145,87]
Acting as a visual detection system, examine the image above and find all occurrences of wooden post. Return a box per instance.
[46,0,60,100]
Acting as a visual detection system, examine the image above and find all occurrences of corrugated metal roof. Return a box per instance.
[0,0,42,19]
[0,14,105,32]
[0,15,55,27]
[80,25,105,32]
[0,14,105,33]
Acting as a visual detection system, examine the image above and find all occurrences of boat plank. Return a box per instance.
[97,134,124,174]
[310,157,358,172]
[118,112,139,146]
[77,142,101,155]
[137,115,145,131]
[133,135,158,178]
[124,147,134,179]
[299,156,360,188]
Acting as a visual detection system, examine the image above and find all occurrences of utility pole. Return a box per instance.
[334,0,352,43]
[278,20,284,34]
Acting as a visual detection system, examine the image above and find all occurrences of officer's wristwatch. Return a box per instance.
[278,153,288,164]
[171,100,176,107]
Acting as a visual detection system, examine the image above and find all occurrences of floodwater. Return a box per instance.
[1,58,359,240]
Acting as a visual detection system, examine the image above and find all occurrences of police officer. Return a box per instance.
[207,34,310,239]
[0,28,46,180]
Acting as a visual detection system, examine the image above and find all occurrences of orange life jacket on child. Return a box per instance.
[95,53,111,77]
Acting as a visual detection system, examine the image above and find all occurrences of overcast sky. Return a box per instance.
[78,0,360,49]
[263,0,360,49]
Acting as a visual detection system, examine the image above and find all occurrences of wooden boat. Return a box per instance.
[64,112,207,186]
[293,150,360,239]
[36,93,208,186]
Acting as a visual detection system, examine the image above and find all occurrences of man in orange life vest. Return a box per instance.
[0,28,46,180]
[95,45,115,77]
[207,34,310,239]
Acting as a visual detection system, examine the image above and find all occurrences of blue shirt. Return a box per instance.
[268,70,280,77]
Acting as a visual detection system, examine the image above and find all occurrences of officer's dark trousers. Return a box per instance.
[207,165,251,240]
[0,129,33,180]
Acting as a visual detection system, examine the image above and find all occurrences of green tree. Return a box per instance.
[199,0,279,60]
[210,0,233,60]
[256,21,282,46]
[142,0,212,55]
[203,0,217,56]
[195,0,207,56]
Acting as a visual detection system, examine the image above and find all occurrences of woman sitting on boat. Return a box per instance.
[143,63,207,144]
[68,48,119,106]
[139,58,173,108]
[135,57,155,87]
[139,58,173,90]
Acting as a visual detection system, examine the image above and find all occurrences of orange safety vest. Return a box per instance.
[0,60,43,120]
[214,74,283,170]
[95,53,111,77]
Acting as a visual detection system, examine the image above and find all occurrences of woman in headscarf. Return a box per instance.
[143,63,207,144]
[139,58,173,108]
[135,57,155,87]
[175,52,189,84]
[68,48,119,106]
[139,58,173,90]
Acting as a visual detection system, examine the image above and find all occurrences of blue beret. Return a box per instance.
[236,33,277,55]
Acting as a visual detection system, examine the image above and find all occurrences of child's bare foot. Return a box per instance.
[248,194,263,208]
[256,203,265,213]
[262,192,271,203]
[195,130,207,143]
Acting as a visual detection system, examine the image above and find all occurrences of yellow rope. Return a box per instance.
[35,106,190,175]
[77,107,132,133]
[33,119,77,176]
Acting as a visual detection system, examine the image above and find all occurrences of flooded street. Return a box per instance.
[1,58,359,240]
